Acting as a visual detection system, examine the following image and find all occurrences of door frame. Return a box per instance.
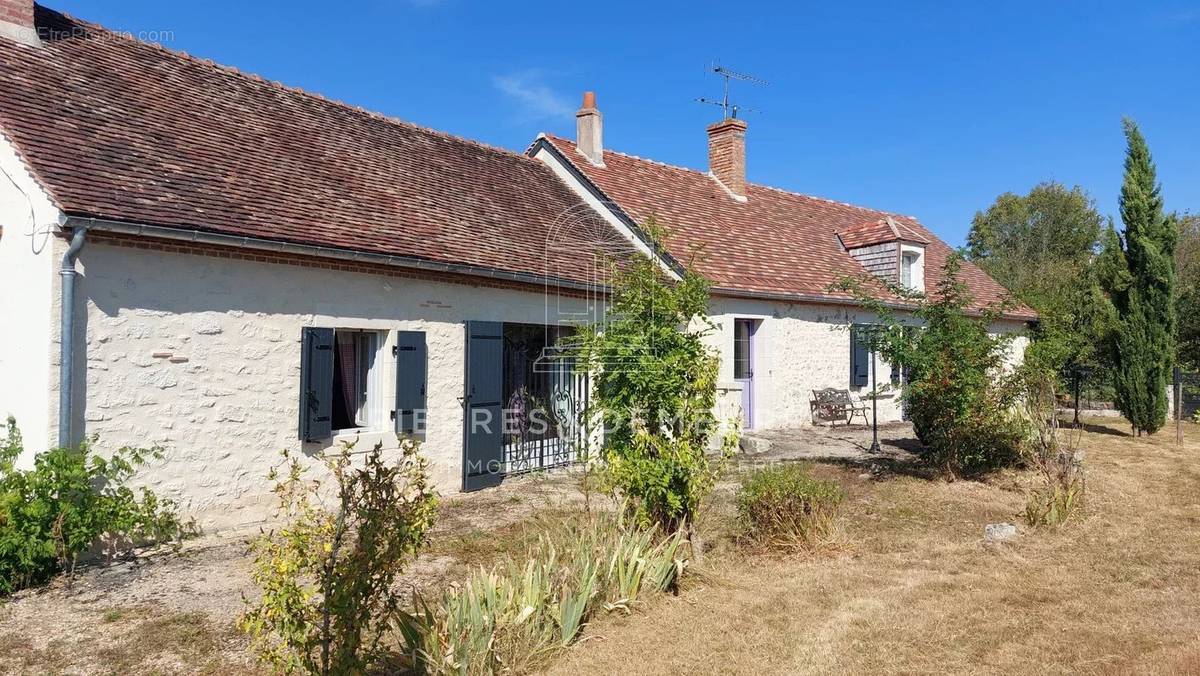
[734,318,759,430]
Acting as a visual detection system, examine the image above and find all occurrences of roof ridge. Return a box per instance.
[745,182,922,223]
[45,6,543,166]
[542,133,921,222]
[544,133,712,177]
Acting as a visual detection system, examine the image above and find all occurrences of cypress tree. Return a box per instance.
[1105,119,1176,435]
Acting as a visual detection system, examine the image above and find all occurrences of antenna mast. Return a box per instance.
[697,62,768,119]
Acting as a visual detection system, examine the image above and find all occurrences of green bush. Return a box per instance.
[736,464,845,551]
[0,417,192,596]
[574,217,739,533]
[238,439,437,675]
[836,254,1029,478]
[600,423,738,533]
[397,512,687,674]
[906,378,1027,477]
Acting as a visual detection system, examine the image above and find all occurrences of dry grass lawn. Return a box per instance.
[547,418,1200,675]
[3,418,1199,674]
[0,472,585,675]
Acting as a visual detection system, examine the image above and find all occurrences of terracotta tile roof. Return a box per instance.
[837,216,929,249]
[539,135,1035,320]
[0,6,608,286]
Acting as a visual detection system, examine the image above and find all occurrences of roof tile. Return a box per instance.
[541,135,1034,320]
[0,6,611,286]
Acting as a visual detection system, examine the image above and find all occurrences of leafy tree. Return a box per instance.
[966,182,1108,375]
[574,218,738,533]
[967,181,1103,293]
[1174,213,1200,368]
[835,256,1026,478]
[1099,119,1176,435]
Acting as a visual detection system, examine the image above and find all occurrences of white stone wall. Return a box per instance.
[995,321,1030,372]
[73,241,595,531]
[33,232,1030,532]
[706,297,904,430]
[0,133,61,462]
[705,296,1029,431]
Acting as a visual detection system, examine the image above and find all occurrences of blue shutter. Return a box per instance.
[299,327,334,441]
[463,321,504,491]
[850,325,870,387]
[395,330,428,440]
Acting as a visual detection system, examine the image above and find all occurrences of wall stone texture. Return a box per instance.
[8,230,1029,532]
[71,241,597,531]
[705,295,1028,431]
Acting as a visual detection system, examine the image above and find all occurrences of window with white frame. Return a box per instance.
[300,327,428,443]
[331,329,380,432]
[900,245,925,292]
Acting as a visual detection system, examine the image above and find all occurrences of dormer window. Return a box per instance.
[901,252,916,287]
[902,246,926,294]
[837,216,928,292]
[899,244,925,292]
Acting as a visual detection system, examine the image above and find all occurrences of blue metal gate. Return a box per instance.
[463,322,590,491]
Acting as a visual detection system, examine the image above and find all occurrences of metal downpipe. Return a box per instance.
[58,226,87,448]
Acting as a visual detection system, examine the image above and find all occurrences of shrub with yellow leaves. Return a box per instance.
[238,439,436,675]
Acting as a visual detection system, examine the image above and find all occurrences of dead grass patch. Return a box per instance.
[546,418,1200,675]
[0,606,255,676]
[4,419,1198,674]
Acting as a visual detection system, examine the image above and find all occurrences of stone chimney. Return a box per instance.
[708,118,747,200]
[0,0,38,47]
[575,91,604,167]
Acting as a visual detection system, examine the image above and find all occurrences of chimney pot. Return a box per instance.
[708,117,747,200]
[575,91,604,167]
[0,0,38,47]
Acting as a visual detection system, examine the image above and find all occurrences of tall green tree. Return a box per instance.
[1174,214,1200,368]
[966,182,1108,375]
[1100,119,1176,435]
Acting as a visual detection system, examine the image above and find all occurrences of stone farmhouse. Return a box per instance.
[0,2,1033,528]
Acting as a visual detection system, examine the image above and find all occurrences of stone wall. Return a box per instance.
[704,295,1029,431]
[70,239,594,531]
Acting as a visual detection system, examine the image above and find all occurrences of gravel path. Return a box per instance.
[741,421,921,463]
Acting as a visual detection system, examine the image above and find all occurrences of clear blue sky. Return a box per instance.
[49,0,1199,247]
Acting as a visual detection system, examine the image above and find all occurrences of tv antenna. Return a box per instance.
[696,63,767,119]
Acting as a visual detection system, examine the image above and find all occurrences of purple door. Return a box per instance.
[734,319,757,429]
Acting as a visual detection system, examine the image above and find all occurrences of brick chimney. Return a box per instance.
[708,118,747,200]
[0,0,38,47]
[575,91,604,167]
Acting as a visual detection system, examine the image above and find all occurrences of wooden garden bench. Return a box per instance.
[810,388,870,426]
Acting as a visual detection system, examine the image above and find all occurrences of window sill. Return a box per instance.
[310,428,397,455]
[333,425,379,438]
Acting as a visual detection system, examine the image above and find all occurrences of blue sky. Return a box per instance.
[50,0,1199,247]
